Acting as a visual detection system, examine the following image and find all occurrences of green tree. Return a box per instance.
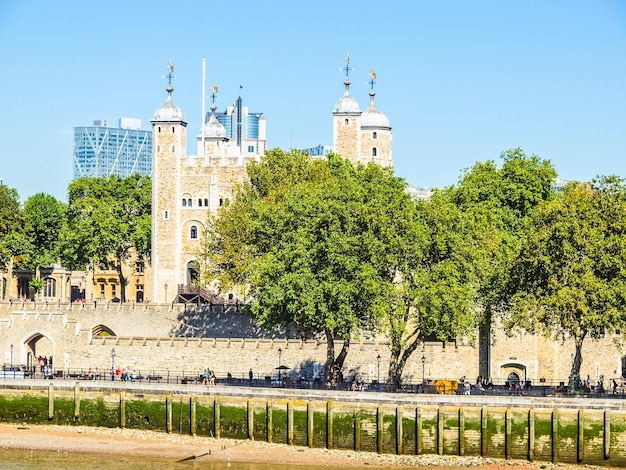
[372,185,490,385]
[23,193,67,269]
[60,174,151,302]
[206,150,397,383]
[444,149,558,377]
[504,177,626,388]
[0,185,28,299]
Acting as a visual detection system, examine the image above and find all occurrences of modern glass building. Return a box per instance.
[73,118,152,179]
[214,97,266,155]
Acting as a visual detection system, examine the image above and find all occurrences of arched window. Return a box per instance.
[198,198,202,207]
[219,198,224,207]
[158,126,161,133]
[372,131,377,139]
[43,278,56,298]
[344,118,349,125]
[204,198,209,206]
[182,199,187,207]
[372,147,377,157]
[172,127,175,133]
[190,225,198,239]
[188,198,192,207]
[164,210,169,220]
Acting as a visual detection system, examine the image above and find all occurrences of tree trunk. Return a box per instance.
[116,262,127,303]
[389,334,422,385]
[324,327,350,387]
[568,334,586,390]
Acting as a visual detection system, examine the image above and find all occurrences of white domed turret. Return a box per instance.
[198,104,227,140]
[333,77,361,114]
[361,89,390,129]
[152,85,185,123]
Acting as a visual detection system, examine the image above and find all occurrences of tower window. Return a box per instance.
[43,278,56,298]
[171,145,176,152]
[164,210,169,220]
[188,198,192,207]
[344,118,349,125]
[172,127,175,133]
[198,198,202,207]
[204,198,209,206]
[219,198,224,207]
[158,126,161,133]
[372,132,378,139]
[372,148,377,157]
[182,199,187,207]
[190,225,198,239]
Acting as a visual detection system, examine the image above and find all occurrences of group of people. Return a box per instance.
[114,366,137,381]
[37,355,53,378]
[202,368,216,385]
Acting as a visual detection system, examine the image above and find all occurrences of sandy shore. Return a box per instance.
[0,423,602,469]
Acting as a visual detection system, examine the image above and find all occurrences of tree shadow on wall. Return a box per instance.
[169,303,297,339]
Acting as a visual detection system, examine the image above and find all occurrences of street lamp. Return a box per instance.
[421,354,426,386]
[376,354,381,392]
[111,348,116,381]
[10,344,13,371]
[278,347,282,382]
[164,283,168,303]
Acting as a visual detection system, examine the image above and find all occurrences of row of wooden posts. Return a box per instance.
[48,383,617,463]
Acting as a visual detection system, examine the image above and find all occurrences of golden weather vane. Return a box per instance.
[164,60,176,86]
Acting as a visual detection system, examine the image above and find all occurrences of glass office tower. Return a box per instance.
[73,118,152,179]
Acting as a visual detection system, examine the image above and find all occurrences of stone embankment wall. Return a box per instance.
[0,302,476,383]
[0,381,625,467]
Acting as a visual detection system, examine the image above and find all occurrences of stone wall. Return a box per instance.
[0,301,623,386]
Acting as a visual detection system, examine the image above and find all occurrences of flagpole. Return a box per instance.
[201,57,206,159]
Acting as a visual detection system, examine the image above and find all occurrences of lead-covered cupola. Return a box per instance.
[198,103,227,140]
[152,84,186,123]
[361,86,390,130]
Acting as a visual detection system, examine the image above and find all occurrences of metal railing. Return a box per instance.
[2,367,625,399]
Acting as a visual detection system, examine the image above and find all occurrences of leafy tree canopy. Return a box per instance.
[23,193,67,270]
[206,149,416,381]
[60,174,151,302]
[504,176,626,386]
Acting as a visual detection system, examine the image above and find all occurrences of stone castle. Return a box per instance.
[0,56,624,386]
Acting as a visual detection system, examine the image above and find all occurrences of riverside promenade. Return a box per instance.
[2,377,626,410]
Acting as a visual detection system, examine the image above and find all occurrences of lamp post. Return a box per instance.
[421,354,426,386]
[164,283,168,303]
[376,354,381,392]
[278,347,282,382]
[10,344,13,371]
[111,348,116,381]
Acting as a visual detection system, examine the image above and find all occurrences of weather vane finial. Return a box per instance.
[369,68,377,90]
[340,51,353,79]
[164,60,176,86]
[211,82,219,105]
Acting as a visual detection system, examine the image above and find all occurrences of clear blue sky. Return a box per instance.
[1,1,625,202]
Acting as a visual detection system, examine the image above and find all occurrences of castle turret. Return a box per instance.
[151,63,187,303]
[333,52,361,163]
[360,70,392,167]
